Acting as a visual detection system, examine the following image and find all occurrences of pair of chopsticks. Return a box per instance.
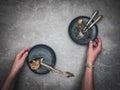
[83,10,103,33]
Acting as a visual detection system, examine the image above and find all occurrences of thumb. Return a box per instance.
[88,40,93,50]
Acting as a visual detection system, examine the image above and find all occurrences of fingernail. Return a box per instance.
[90,40,92,43]
[25,52,28,54]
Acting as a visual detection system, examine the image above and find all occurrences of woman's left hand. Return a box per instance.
[11,48,29,74]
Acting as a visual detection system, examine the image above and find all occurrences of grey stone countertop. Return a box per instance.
[0,0,120,90]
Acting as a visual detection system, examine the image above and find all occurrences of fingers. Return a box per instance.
[97,36,102,48]
[93,36,102,53]
[88,40,93,50]
[93,36,102,48]
[21,52,28,61]
[16,48,29,59]
[93,37,99,47]
[89,36,102,50]
[93,41,97,47]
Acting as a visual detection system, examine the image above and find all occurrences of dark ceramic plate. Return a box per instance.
[68,16,98,45]
[26,44,56,74]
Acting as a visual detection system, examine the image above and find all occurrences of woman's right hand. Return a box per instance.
[86,36,102,64]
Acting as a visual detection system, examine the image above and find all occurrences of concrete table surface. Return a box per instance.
[0,0,120,90]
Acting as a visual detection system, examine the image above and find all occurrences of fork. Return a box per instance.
[39,58,74,78]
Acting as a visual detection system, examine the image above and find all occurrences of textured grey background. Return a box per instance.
[0,0,120,90]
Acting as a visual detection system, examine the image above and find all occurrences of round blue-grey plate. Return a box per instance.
[68,16,98,45]
[26,44,56,74]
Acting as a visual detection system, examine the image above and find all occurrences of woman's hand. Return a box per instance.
[1,48,29,90]
[86,36,102,64]
[11,48,29,74]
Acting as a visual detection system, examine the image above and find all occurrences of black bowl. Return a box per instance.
[26,44,56,74]
[68,16,98,45]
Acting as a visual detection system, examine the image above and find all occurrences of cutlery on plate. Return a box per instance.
[38,58,74,78]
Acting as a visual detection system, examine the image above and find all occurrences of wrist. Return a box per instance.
[10,67,20,76]
[86,59,96,64]
[8,70,18,78]
[86,61,94,65]
[85,63,94,69]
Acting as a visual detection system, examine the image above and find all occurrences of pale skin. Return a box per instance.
[81,36,102,90]
[1,48,29,90]
[1,36,102,90]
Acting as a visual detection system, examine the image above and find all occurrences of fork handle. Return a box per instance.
[83,10,99,31]
[41,62,64,74]
[84,15,103,32]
